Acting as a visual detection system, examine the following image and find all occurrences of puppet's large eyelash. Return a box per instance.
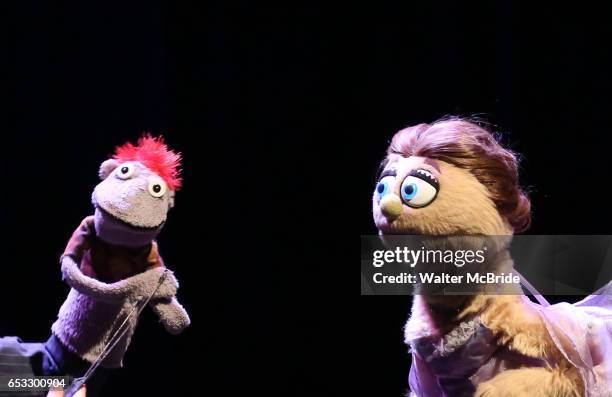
[409,169,439,189]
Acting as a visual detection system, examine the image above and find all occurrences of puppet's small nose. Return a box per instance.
[380,194,402,220]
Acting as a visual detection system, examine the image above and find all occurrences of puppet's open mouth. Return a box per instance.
[95,205,164,232]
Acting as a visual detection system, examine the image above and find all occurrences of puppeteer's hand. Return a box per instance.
[47,386,86,397]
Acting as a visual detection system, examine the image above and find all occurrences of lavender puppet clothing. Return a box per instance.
[406,285,612,397]
[52,256,188,368]
[533,291,612,397]
[407,316,546,397]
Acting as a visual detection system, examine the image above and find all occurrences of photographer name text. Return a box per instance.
[372,272,520,284]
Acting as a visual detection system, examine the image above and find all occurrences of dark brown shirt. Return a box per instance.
[63,216,164,283]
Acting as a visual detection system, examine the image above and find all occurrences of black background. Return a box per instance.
[5,1,612,396]
[5,1,335,396]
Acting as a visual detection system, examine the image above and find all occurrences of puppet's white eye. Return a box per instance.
[400,170,439,208]
[117,163,136,179]
[148,179,167,198]
[375,175,395,201]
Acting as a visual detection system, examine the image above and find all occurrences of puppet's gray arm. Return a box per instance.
[150,297,191,335]
[60,256,173,303]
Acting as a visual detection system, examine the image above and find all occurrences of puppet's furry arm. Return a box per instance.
[150,297,191,335]
[475,365,582,397]
[471,295,583,396]
[60,256,176,303]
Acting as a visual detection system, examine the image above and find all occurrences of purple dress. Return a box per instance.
[406,281,612,397]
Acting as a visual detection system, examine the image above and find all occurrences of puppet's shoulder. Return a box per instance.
[71,215,95,237]
[147,240,165,268]
[62,216,96,258]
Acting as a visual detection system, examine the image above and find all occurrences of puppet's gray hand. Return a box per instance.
[150,297,191,335]
[128,269,178,301]
[152,270,179,299]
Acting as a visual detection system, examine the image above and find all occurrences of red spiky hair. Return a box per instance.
[113,134,183,190]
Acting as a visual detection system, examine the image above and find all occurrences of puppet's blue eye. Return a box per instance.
[400,170,439,208]
[375,175,395,201]
[402,183,418,200]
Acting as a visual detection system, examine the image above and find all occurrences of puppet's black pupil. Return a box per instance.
[377,183,385,194]
[121,167,129,174]
[153,184,161,193]
[404,185,415,195]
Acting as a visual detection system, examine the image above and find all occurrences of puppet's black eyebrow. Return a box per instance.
[379,169,397,179]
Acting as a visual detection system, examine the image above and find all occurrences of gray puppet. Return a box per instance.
[48,135,190,394]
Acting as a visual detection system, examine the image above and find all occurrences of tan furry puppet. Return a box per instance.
[372,119,598,396]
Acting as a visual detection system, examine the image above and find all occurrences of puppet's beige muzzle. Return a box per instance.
[380,195,402,220]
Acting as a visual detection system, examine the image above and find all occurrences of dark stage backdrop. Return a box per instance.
[5,1,335,396]
[7,1,612,396]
